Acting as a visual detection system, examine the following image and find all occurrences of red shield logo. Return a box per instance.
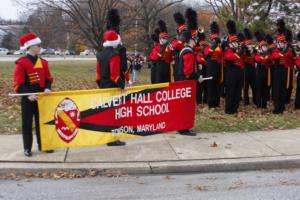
[54,98,81,143]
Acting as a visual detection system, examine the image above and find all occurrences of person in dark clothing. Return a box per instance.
[271,19,293,114]
[204,21,223,108]
[149,29,160,84]
[96,9,127,146]
[155,20,172,83]
[242,28,256,105]
[223,20,244,114]
[14,32,54,157]
[254,31,270,108]
[265,34,276,102]
[195,31,208,104]
[295,32,300,110]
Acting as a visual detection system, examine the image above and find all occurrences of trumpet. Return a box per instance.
[197,26,204,33]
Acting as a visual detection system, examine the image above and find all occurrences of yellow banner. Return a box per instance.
[38,81,196,151]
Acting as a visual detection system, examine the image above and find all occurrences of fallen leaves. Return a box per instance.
[210,142,218,148]
[194,184,207,191]
[0,169,117,180]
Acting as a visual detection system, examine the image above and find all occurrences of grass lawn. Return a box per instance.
[1,60,300,135]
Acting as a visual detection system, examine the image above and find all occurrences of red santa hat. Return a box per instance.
[19,32,41,51]
[103,30,121,47]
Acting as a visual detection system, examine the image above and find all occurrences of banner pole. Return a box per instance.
[6,93,39,97]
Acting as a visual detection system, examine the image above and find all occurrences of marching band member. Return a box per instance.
[295,32,300,109]
[204,21,223,108]
[271,19,293,114]
[169,12,186,81]
[96,9,126,146]
[196,31,208,104]
[155,20,172,83]
[285,29,294,104]
[254,31,270,108]
[149,28,160,84]
[176,28,198,136]
[14,32,53,156]
[242,28,256,105]
[223,20,244,114]
[265,34,276,102]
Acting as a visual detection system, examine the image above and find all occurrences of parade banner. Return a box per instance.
[38,81,196,151]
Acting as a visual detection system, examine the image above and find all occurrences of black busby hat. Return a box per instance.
[297,32,300,41]
[210,21,219,39]
[158,20,168,38]
[151,28,160,43]
[243,28,252,40]
[185,8,198,38]
[198,32,206,41]
[265,34,274,45]
[255,31,266,46]
[226,20,237,41]
[276,18,286,35]
[238,32,245,43]
[106,9,121,33]
[285,29,293,43]
[174,12,186,33]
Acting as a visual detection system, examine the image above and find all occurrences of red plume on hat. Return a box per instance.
[19,32,41,51]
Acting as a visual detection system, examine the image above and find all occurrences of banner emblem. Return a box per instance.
[54,98,80,143]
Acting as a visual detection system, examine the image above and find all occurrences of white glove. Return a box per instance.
[128,80,133,86]
[28,95,38,102]
[198,75,204,84]
[44,89,51,96]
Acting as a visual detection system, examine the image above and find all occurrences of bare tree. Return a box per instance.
[22,0,131,50]
[204,0,273,27]
[132,0,184,54]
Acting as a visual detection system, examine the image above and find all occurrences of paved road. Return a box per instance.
[1,169,300,200]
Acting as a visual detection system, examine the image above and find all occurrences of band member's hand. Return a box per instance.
[198,75,204,83]
[198,64,203,70]
[28,95,38,102]
[44,89,51,96]
[128,80,133,87]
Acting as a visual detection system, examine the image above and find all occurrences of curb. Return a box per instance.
[1,155,300,176]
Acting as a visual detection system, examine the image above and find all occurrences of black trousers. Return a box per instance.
[225,65,243,114]
[243,64,256,105]
[220,66,226,98]
[21,97,41,151]
[156,61,171,83]
[273,65,287,113]
[267,66,275,101]
[255,66,268,108]
[206,61,221,108]
[295,72,300,109]
[150,61,157,84]
[286,68,294,104]
[196,67,207,104]
[173,62,179,82]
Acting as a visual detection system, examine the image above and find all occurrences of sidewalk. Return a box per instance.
[1,129,300,175]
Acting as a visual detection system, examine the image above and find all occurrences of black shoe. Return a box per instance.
[107,140,126,146]
[177,130,196,136]
[45,150,54,153]
[24,149,32,157]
